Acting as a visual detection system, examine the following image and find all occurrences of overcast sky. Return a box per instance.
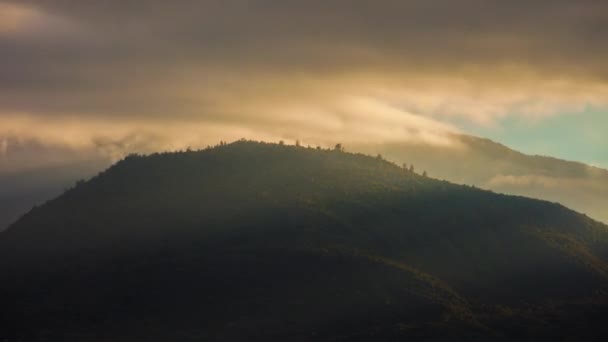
[1,0,607,172]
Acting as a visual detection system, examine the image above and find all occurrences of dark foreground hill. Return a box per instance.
[1,141,608,341]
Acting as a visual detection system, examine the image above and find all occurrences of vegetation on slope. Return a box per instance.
[1,140,608,341]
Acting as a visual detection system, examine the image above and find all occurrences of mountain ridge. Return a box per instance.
[1,133,607,232]
[2,140,608,341]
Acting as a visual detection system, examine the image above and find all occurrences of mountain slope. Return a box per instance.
[1,141,608,341]
[2,133,606,231]
[356,134,608,223]
[0,160,110,231]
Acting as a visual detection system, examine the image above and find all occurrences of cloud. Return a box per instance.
[486,171,608,200]
[0,95,462,166]
[484,172,608,220]
[487,174,574,189]
[1,1,607,169]
[0,2,42,34]
[0,2,80,38]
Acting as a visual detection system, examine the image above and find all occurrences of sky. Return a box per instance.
[449,108,608,168]
[1,0,607,172]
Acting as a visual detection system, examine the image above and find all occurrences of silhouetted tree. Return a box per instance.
[279,140,285,146]
[296,140,301,147]
[409,165,415,173]
[423,171,428,177]
[334,143,343,151]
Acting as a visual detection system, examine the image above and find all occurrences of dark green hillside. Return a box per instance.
[2,141,608,341]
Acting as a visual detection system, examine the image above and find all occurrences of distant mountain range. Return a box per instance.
[2,141,608,341]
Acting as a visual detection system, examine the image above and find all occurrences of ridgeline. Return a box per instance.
[2,141,608,341]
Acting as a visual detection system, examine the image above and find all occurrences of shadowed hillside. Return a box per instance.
[0,161,107,231]
[2,140,608,341]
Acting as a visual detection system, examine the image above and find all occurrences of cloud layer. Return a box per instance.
[1,0,607,166]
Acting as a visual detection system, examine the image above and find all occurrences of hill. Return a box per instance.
[1,141,608,341]
[356,134,608,224]
[3,133,606,232]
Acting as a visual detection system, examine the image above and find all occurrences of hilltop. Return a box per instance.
[1,140,608,341]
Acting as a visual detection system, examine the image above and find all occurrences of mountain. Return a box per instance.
[2,141,608,341]
[2,134,606,232]
[355,134,608,224]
